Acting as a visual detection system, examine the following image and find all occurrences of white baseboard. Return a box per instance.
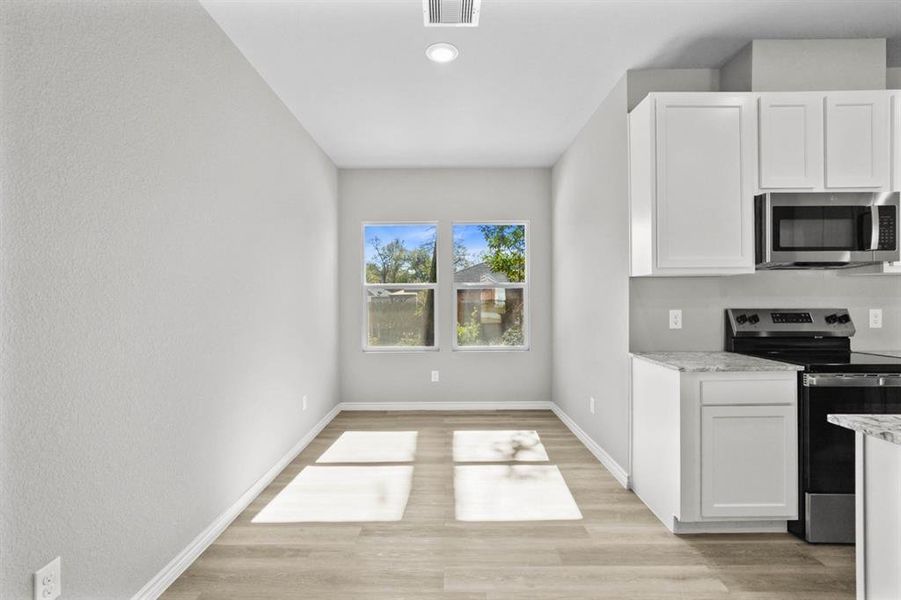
[338,401,554,411]
[131,404,341,600]
[550,404,630,489]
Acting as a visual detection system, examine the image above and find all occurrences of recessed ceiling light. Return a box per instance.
[425,42,459,64]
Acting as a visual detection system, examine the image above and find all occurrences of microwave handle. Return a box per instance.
[866,205,880,251]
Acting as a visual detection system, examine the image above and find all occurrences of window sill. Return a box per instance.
[362,347,440,353]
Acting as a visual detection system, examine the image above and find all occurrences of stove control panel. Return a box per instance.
[726,308,856,337]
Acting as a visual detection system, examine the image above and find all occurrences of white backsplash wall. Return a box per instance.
[630,271,901,352]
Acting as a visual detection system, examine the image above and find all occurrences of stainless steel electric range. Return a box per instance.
[725,308,901,544]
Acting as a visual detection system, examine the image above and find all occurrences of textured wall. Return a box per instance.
[0,1,338,597]
[338,169,552,405]
[551,75,631,471]
[630,271,901,352]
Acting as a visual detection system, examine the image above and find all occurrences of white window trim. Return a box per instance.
[452,221,530,352]
[362,221,439,352]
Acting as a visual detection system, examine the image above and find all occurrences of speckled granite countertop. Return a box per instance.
[828,414,901,446]
[630,351,804,373]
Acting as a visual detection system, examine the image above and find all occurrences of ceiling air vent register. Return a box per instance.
[423,0,481,27]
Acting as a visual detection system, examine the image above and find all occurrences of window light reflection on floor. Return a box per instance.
[452,430,549,462]
[316,431,418,463]
[454,465,583,522]
[251,466,413,523]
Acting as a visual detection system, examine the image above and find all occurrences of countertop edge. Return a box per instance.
[630,351,804,373]
[828,414,901,446]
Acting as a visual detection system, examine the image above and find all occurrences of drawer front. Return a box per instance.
[700,377,796,406]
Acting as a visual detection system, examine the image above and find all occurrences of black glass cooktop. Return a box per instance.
[740,350,901,373]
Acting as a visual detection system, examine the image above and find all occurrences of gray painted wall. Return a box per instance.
[338,169,552,405]
[630,272,901,352]
[551,76,631,470]
[720,39,887,91]
[0,1,338,598]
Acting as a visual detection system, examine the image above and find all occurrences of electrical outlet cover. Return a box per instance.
[870,308,883,328]
[669,309,682,330]
[34,557,60,600]
[431,370,439,383]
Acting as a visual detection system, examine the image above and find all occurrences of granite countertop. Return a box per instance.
[828,414,901,446]
[630,351,804,373]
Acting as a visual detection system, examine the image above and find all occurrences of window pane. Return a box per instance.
[364,224,437,284]
[367,288,435,347]
[456,287,525,347]
[453,224,526,283]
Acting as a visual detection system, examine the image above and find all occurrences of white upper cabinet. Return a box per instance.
[629,93,756,277]
[758,94,823,189]
[824,92,890,189]
[757,91,890,192]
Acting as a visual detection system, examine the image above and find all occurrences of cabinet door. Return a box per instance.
[758,94,823,189]
[825,92,890,189]
[700,404,798,518]
[655,95,755,272]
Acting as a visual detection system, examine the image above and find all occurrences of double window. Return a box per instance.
[363,222,528,351]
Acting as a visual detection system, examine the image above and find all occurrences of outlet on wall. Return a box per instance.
[431,370,439,383]
[589,396,596,415]
[34,557,60,600]
[302,395,308,411]
[669,309,682,330]
[870,308,883,329]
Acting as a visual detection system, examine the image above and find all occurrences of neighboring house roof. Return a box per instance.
[454,262,509,284]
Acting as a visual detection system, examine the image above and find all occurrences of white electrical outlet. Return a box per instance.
[589,396,596,415]
[302,395,308,411]
[870,308,883,329]
[431,370,439,383]
[34,557,60,600]
[669,309,682,330]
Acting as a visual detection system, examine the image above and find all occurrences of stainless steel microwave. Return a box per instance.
[755,192,900,269]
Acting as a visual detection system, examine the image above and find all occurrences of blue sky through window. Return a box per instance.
[363,224,436,265]
[454,224,490,268]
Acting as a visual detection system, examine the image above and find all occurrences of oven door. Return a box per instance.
[796,374,901,543]
[762,194,877,266]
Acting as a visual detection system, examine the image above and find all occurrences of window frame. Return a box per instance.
[361,221,440,353]
[451,220,530,352]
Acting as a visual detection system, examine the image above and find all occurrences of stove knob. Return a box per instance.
[748,314,760,325]
[838,314,851,324]
[825,314,839,324]
[736,314,748,324]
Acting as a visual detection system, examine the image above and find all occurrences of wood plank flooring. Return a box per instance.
[162,410,854,599]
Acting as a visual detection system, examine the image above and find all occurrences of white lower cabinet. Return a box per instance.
[631,357,799,533]
[700,403,797,519]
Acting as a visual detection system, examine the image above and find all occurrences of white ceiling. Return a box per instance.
[201,0,901,168]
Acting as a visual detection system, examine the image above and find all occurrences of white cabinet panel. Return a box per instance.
[653,95,755,272]
[893,93,901,192]
[759,94,823,189]
[825,92,890,189]
[700,403,797,519]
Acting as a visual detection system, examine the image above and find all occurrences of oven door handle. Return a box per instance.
[805,373,901,387]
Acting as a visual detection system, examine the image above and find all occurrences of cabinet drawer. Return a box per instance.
[700,378,796,406]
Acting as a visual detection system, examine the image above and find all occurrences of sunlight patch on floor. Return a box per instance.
[453,430,549,462]
[252,466,414,523]
[315,431,418,463]
[454,465,583,522]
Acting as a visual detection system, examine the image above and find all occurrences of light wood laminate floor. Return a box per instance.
[162,410,854,599]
